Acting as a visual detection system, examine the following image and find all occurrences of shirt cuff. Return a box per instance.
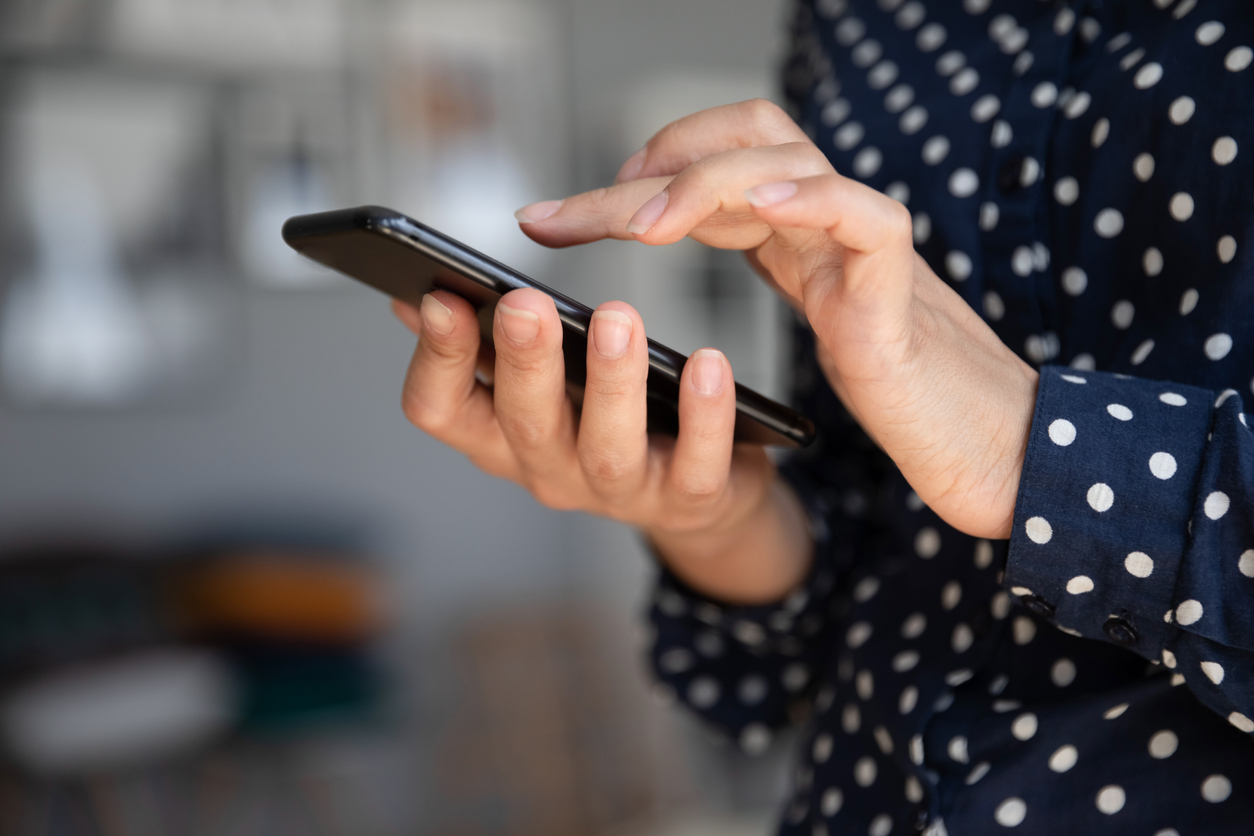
[1005,366,1214,663]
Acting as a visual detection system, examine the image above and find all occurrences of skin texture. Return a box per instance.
[395,99,1039,605]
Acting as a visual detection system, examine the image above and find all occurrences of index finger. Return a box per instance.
[615,99,810,183]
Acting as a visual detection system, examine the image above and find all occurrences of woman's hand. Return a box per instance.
[392,287,812,604]
[516,99,1038,540]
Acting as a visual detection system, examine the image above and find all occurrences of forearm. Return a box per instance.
[647,477,813,605]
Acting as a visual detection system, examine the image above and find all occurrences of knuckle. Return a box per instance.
[497,411,556,449]
[401,392,450,436]
[669,471,725,506]
[580,450,637,490]
[744,97,787,130]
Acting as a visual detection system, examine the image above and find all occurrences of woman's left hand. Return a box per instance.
[515,99,1038,540]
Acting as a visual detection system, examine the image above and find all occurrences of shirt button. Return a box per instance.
[1103,617,1138,646]
[1022,595,1056,618]
[997,157,1024,194]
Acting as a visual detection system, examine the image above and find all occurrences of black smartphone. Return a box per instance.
[281,206,815,448]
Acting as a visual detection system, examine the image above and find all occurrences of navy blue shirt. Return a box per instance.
[649,1,1254,833]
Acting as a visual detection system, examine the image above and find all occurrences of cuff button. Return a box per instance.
[1022,595,1056,619]
[1103,617,1138,646]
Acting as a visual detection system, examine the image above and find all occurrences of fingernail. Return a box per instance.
[690,349,724,396]
[421,294,454,336]
[616,147,647,183]
[497,302,540,344]
[514,199,563,224]
[591,309,632,358]
[745,181,799,207]
[626,190,668,235]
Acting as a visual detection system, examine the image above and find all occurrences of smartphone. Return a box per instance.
[281,206,815,448]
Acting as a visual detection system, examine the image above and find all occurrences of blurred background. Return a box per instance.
[0,0,801,833]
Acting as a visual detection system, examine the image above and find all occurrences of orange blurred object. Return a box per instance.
[175,552,383,644]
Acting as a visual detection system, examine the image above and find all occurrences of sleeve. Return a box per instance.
[1007,365,1254,736]
[646,321,898,753]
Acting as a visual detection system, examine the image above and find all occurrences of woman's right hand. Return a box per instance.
[392,287,812,604]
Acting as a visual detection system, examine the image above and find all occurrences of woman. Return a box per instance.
[392,0,1253,832]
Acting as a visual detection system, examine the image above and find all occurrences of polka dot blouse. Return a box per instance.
[648,1,1254,833]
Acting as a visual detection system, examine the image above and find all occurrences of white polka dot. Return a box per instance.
[853,146,883,177]
[1212,136,1238,165]
[1103,703,1129,720]
[1201,660,1225,684]
[1149,452,1177,480]
[1196,21,1225,45]
[688,677,721,708]
[1201,774,1232,803]
[1011,712,1038,740]
[1168,96,1195,124]
[1163,648,1177,669]
[917,22,947,52]
[913,212,931,243]
[853,576,880,602]
[1011,246,1034,276]
[1204,491,1230,519]
[945,250,974,281]
[884,84,914,113]
[922,135,951,164]
[1148,729,1178,758]
[738,674,768,705]
[1071,354,1096,371]
[1030,81,1058,108]
[949,168,980,198]
[971,94,1000,122]
[1096,785,1126,815]
[1067,575,1095,595]
[1175,1,1197,19]
[1160,392,1188,406]
[1044,745,1077,774]
[900,105,928,134]
[941,581,962,610]
[1229,712,1254,733]
[947,734,969,763]
[899,685,919,715]
[1087,483,1114,513]
[847,621,873,648]
[994,797,1026,827]
[1092,118,1110,147]
[782,663,809,692]
[1063,91,1091,119]
[1119,47,1145,72]
[950,66,980,95]
[1057,266,1086,296]
[1171,673,1185,686]
[1111,300,1135,329]
[1095,208,1124,237]
[834,121,865,150]
[896,1,926,30]
[869,815,892,836]
[854,756,877,786]
[1225,46,1253,72]
[1131,339,1155,365]
[900,612,926,640]
[1238,549,1254,577]
[893,650,920,672]
[1054,176,1079,205]
[961,761,990,787]
[1061,374,1086,385]
[1218,235,1237,263]
[740,723,772,754]
[1134,62,1164,88]
[868,60,899,90]
[936,49,966,75]
[945,669,974,688]
[1143,246,1164,275]
[1205,333,1233,360]
[843,702,861,733]
[660,647,695,673]
[1051,658,1076,687]
[1047,418,1076,446]
[812,732,834,763]
[1133,152,1155,181]
[991,119,1013,147]
[1170,192,1195,221]
[952,623,974,653]
[1023,517,1055,547]
[915,526,941,558]
[835,16,866,45]
[856,669,874,700]
[984,290,1005,321]
[820,787,843,817]
[1125,551,1154,577]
